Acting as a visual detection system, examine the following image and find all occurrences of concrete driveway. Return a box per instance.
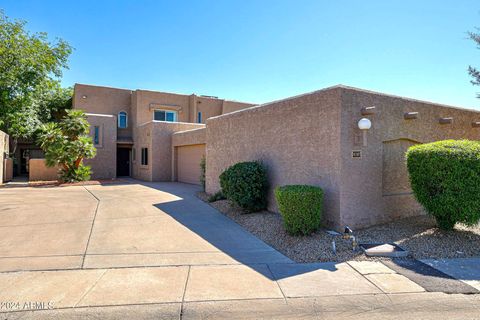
[0,180,291,272]
[0,180,478,318]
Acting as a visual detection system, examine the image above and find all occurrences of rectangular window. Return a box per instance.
[93,126,100,145]
[154,110,177,122]
[141,148,148,166]
[198,112,202,123]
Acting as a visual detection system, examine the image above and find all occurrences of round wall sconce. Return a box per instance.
[358,118,371,146]
[358,118,372,130]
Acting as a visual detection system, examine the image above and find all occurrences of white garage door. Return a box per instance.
[177,144,206,185]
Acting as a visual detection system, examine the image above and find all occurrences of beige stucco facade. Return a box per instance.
[337,86,480,228]
[204,85,480,230]
[83,113,117,179]
[133,121,204,181]
[205,88,343,227]
[73,83,252,181]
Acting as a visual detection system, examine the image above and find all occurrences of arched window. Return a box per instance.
[118,111,128,128]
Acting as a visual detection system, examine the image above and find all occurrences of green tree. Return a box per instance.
[0,10,72,152]
[468,28,480,97]
[38,110,96,182]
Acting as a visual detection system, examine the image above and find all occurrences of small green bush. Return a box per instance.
[406,140,480,230]
[199,156,206,190]
[208,191,225,202]
[219,161,268,212]
[274,185,324,235]
[60,164,91,183]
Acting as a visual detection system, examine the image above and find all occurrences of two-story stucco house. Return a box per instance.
[72,83,254,183]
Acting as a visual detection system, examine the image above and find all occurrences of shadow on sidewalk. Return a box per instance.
[152,187,338,280]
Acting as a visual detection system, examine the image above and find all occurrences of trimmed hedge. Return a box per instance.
[219,161,268,212]
[274,185,324,235]
[406,140,480,230]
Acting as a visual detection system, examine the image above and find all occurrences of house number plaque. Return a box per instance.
[352,150,362,158]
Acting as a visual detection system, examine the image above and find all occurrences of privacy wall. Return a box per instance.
[205,86,480,230]
[206,88,344,227]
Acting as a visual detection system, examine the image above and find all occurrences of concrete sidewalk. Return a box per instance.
[2,292,479,319]
[0,261,443,312]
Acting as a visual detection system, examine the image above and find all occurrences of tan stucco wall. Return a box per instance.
[196,97,223,123]
[172,128,206,147]
[134,90,191,125]
[83,114,117,179]
[4,158,13,182]
[132,122,205,181]
[205,85,480,230]
[222,100,256,115]
[74,84,133,140]
[338,87,480,228]
[205,88,343,227]
[29,159,59,181]
[0,130,9,183]
[131,122,153,181]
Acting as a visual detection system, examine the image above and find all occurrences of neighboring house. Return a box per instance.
[72,83,254,182]
[75,83,480,230]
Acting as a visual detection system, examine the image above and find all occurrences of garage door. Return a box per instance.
[177,144,206,185]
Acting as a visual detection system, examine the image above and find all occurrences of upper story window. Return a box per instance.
[118,111,128,128]
[197,112,202,123]
[154,109,177,122]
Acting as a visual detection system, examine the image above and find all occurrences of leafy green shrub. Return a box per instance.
[219,161,268,212]
[274,185,324,235]
[199,156,206,190]
[60,163,92,182]
[208,191,225,202]
[38,110,96,183]
[406,140,480,230]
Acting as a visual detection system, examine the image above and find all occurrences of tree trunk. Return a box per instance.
[74,157,82,168]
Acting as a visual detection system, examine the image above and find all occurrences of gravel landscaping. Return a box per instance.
[197,192,480,263]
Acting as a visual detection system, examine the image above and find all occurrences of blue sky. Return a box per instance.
[2,1,480,108]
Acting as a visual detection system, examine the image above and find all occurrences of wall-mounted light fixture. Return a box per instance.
[358,118,372,147]
[81,95,87,99]
[361,106,376,116]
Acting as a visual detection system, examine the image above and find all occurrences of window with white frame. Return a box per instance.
[118,111,128,128]
[154,109,177,122]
